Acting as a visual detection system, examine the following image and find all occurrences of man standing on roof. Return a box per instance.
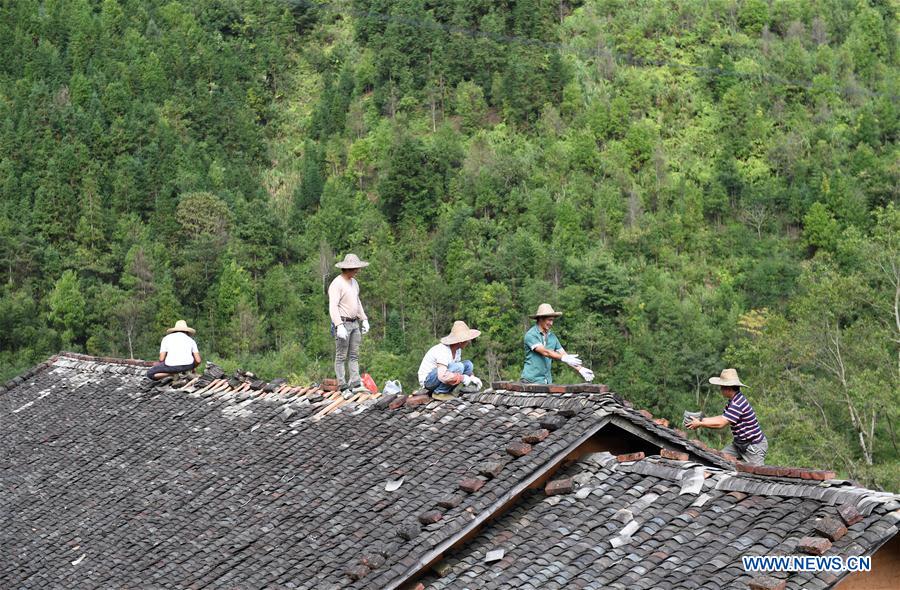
[687,368,768,466]
[146,320,201,380]
[329,253,371,396]
[417,321,483,400]
[520,304,594,385]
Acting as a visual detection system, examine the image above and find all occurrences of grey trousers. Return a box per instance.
[723,437,768,466]
[334,320,362,388]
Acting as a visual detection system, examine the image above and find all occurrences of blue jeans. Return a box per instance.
[424,361,473,393]
[146,362,195,379]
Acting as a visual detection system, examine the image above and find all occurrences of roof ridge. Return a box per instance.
[55,351,157,367]
[1,357,58,393]
[616,455,900,501]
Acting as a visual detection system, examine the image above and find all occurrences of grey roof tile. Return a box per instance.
[4,355,897,590]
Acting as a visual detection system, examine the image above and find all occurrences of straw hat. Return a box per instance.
[529,303,563,319]
[709,368,747,388]
[335,253,370,269]
[440,320,481,346]
[166,320,196,335]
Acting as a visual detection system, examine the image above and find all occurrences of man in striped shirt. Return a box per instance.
[687,368,768,465]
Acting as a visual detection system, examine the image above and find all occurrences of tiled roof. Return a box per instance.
[2,354,609,589]
[2,354,897,589]
[475,384,737,470]
[420,453,900,589]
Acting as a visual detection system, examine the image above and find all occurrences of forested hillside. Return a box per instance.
[1,0,897,487]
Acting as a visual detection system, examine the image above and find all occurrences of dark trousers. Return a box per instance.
[146,363,195,379]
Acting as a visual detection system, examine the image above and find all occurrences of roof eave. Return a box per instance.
[382,412,613,590]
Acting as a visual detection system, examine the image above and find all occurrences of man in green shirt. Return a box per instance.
[520,303,594,384]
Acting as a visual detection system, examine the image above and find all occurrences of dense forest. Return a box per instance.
[1,0,897,488]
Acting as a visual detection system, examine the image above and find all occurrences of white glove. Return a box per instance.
[335,324,349,340]
[462,375,474,386]
[361,319,370,334]
[561,354,583,367]
[578,367,595,382]
[469,376,482,389]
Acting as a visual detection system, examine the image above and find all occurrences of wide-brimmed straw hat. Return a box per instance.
[440,320,481,346]
[530,303,563,319]
[709,368,747,388]
[335,253,370,269]
[166,320,196,335]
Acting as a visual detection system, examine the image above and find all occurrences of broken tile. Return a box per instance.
[506,441,533,457]
[748,575,786,590]
[798,536,832,555]
[660,448,689,461]
[418,510,443,525]
[544,478,575,496]
[838,504,864,526]
[478,461,504,479]
[459,477,486,494]
[437,493,465,509]
[539,414,567,431]
[405,394,431,407]
[814,517,848,542]
[522,429,550,444]
[396,522,421,541]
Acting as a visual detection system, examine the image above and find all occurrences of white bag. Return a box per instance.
[383,380,403,395]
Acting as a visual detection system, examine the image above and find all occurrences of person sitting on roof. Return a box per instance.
[417,321,483,400]
[146,320,201,380]
[520,304,594,385]
[329,253,371,398]
[686,368,768,466]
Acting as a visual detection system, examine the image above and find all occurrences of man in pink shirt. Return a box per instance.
[328,254,371,396]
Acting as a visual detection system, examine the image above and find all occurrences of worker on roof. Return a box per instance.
[687,368,768,466]
[520,304,594,385]
[329,253,371,398]
[146,320,201,380]
[417,321,484,400]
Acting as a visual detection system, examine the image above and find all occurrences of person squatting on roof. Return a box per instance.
[686,368,768,466]
[329,254,371,398]
[146,320,201,380]
[417,321,484,400]
[520,304,594,385]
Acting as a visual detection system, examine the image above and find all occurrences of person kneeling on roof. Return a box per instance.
[146,320,201,380]
[686,368,768,466]
[520,304,594,385]
[417,321,483,400]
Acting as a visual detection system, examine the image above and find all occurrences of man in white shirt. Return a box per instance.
[146,320,201,380]
[417,321,483,400]
[329,254,371,396]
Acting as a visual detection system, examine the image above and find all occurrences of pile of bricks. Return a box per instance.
[736,463,837,481]
[490,381,609,394]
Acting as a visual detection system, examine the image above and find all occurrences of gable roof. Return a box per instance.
[2,354,608,589]
[2,353,897,590]
[419,453,900,589]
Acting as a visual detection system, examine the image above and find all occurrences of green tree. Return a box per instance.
[48,270,86,347]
